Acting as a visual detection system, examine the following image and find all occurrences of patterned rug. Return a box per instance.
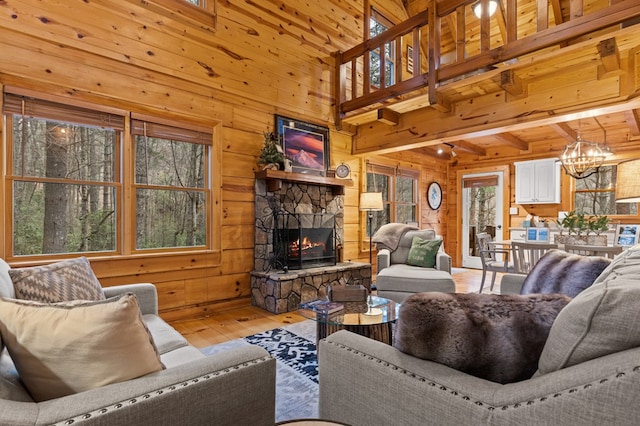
[200,320,319,423]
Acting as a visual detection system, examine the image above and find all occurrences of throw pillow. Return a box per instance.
[8,257,105,303]
[0,293,164,402]
[406,236,442,268]
[537,244,640,375]
[520,249,611,297]
[394,292,571,384]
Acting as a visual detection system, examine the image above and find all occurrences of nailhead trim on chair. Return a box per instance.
[329,341,640,413]
[52,356,273,425]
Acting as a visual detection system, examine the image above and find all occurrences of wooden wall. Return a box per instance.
[0,0,448,320]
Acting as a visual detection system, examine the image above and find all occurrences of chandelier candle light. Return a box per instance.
[560,134,606,179]
[359,192,384,316]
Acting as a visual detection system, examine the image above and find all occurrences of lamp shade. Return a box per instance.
[359,192,384,211]
[616,159,640,203]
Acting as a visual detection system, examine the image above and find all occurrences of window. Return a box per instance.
[131,116,211,250]
[574,165,638,216]
[369,9,395,89]
[365,163,418,237]
[5,94,121,256]
[3,91,215,258]
[183,0,216,16]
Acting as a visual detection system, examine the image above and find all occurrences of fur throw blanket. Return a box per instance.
[520,249,611,297]
[394,292,571,384]
[371,223,418,251]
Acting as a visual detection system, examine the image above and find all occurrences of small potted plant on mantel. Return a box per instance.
[258,131,286,171]
[555,211,610,246]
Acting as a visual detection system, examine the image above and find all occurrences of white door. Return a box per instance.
[462,172,505,269]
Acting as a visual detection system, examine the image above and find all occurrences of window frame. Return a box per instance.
[1,88,222,262]
[363,161,419,252]
[572,163,640,220]
[368,7,396,90]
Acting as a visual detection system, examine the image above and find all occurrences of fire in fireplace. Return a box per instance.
[274,212,336,270]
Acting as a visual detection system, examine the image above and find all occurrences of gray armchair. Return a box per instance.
[375,229,454,303]
[319,244,640,426]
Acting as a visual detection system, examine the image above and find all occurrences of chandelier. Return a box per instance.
[560,134,606,179]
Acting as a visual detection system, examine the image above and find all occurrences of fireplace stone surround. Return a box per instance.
[251,171,371,313]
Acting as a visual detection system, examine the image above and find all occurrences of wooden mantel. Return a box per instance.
[255,169,353,195]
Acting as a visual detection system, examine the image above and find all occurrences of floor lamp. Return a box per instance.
[360,192,383,315]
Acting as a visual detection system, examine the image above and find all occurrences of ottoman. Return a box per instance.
[375,265,455,303]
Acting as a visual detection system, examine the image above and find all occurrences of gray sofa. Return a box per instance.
[376,229,454,303]
[0,260,276,426]
[319,245,640,426]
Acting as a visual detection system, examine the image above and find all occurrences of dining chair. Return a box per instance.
[562,243,623,259]
[476,232,514,293]
[510,241,558,274]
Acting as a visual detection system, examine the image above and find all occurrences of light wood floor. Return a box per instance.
[169,267,496,349]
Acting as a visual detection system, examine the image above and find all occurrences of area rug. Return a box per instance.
[201,320,319,423]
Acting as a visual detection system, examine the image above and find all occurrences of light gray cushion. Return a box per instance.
[395,292,571,384]
[8,257,105,303]
[520,249,611,297]
[537,244,640,374]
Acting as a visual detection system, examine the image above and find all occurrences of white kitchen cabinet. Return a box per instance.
[514,158,561,204]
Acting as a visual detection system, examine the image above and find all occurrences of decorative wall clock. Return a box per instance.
[427,182,442,210]
[335,162,351,179]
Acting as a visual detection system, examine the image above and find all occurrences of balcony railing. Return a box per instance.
[333,0,640,129]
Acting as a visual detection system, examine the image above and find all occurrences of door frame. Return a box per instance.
[455,165,511,268]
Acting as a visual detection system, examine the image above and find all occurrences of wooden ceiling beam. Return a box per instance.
[500,70,526,97]
[449,140,486,155]
[493,133,529,150]
[550,122,578,141]
[597,38,622,79]
[377,108,400,125]
[624,109,640,136]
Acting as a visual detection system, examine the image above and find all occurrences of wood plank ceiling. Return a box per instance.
[343,0,640,161]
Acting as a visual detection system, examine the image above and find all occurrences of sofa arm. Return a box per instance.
[435,252,452,273]
[16,345,275,426]
[500,273,527,294]
[377,249,391,273]
[103,283,158,315]
[319,330,640,426]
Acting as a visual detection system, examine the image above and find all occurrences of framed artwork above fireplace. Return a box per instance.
[275,115,329,176]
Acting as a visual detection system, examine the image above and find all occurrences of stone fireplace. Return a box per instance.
[251,170,371,313]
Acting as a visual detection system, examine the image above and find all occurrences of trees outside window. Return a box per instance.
[365,163,418,238]
[369,9,395,89]
[132,117,209,250]
[4,93,214,258]
[574,165,638,216]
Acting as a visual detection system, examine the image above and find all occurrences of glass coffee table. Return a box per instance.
[299,295,400,346]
